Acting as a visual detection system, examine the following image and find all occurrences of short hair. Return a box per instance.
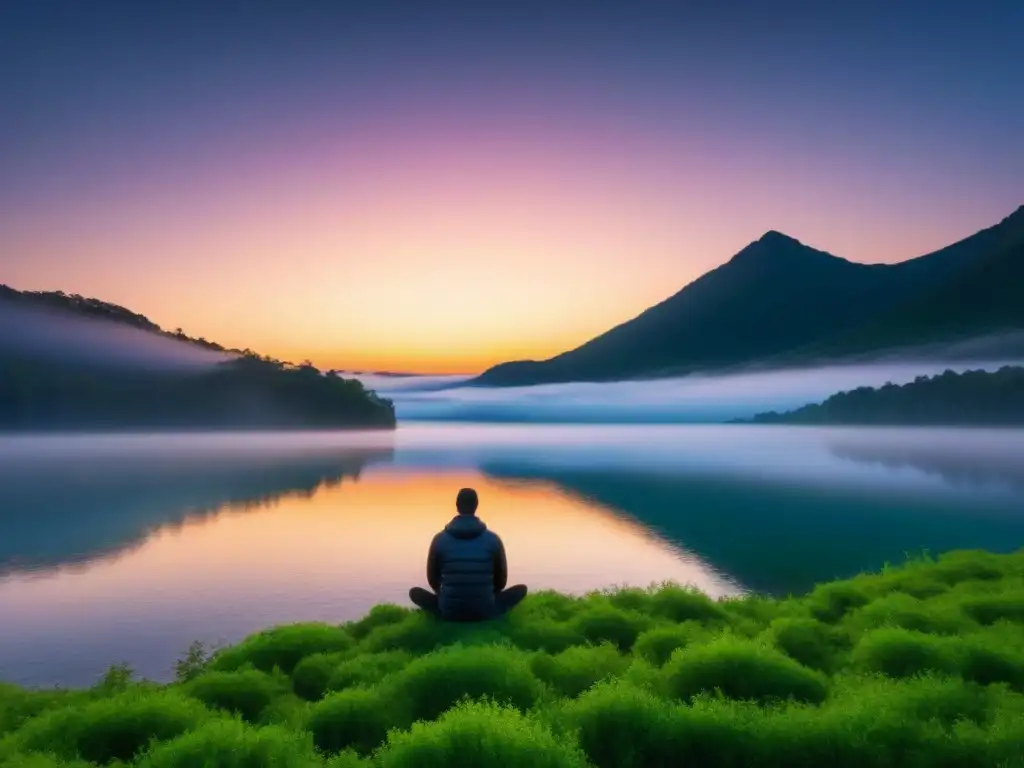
[456,487,479,515]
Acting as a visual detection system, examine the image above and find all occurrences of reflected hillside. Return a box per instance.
[480,460,1024,595]
[0,436,394,576]
[828,431,1024,491]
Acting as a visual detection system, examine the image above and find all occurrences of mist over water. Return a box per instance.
[358,357,1024,423]
[0,299,232,370]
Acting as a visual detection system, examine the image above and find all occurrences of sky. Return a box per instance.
[2,1,1022,374]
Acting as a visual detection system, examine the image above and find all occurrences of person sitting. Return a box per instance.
[409,487,528,621]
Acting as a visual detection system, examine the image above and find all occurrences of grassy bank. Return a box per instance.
[3,550,1024,767]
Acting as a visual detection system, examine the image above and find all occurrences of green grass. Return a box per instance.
[3,549,1024,766]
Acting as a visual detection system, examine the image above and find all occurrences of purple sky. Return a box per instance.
[2,1,1021,372]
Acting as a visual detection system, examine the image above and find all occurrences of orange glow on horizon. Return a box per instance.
[4,117,1012,375]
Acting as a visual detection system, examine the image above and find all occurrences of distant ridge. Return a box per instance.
[0,284,240,356]
[473,206,1024,386]
[745,366,1024,426]
[0,285,396,430]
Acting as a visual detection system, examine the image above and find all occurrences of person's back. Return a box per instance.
[409,488,527,621]
[431,510,504,620]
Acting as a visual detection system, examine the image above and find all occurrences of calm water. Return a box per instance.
[2,423,1024,687]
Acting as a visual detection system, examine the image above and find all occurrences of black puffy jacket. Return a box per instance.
[426,514,508,621]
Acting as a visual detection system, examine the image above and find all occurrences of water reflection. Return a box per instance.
[827,429,1024,492]
[0,434,395,575]
[481,464,1024,596]
[1,425,1023,688]
[0,469,733,687]
[3,427,1023,587]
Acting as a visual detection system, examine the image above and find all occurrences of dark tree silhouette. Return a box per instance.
[0,285,396,431]
[750,366,1024,426]
[0,350,396,431]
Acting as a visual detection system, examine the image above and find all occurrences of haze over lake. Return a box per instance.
[356,355,1024,423]
[2,422,1024,688]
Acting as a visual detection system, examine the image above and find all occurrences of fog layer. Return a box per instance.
[359,358,1024,423]
[0,299,232,370]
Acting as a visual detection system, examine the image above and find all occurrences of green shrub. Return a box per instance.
[664,635,828,704]
[601,586,652,613]
[685,692,938,768]
[619,659,663,692]
[0,753,95,768]
[15,690,209,763]
[174,640,211,683]
[807,582,871,623]
[530,643,628,697]
[184,669,287,722]
[0,685,84,737]
[326,750,375,767]
[137,719,321,767]
[377,700,588,768]
[569,604,649,651]
[438,623,511,649]
[959,639,1024,690]
[326,651,412,693]
[634,622,712,666]
[980,705,1024,766]
[502,615,584,653]
[757,673,1024,767]
[961,592,1024,625]
[719,594,785,628]
[291,652,352,701]
[92,662,135,696]
[611,678,1007,768]
[846,592,975,636]
[985,617,1024,647]
[930,550,1006,585]
[566,681,683,768]
[650,584,728,623]
[515,590,581,622]
[647,696,768,766]
[210,623,353,674]
[880,571,950,600]
[387,644,545,723]
[767,617,847,672]
[256,693,310,729]
[308,688,392,755]
[359,612,453,654]
[854,622,1024,690]
[345,604,411,640]
[829,673,1009,728]
[851,628,960,679]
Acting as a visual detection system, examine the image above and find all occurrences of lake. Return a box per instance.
[2,423,1024,688]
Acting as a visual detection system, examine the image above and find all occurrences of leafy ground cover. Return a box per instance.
[3,549,1024,766]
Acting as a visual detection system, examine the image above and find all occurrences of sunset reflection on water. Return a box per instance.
[0,467,736,687]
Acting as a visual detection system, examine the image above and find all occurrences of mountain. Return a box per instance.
[795,236,1024,360]
[473,206,1024,386]
[0,285,397,431]
[747,366,1024,426]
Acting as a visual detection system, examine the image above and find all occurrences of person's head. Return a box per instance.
[456,487,479,516]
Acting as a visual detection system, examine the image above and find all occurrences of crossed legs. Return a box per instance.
[409,584,528,619]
